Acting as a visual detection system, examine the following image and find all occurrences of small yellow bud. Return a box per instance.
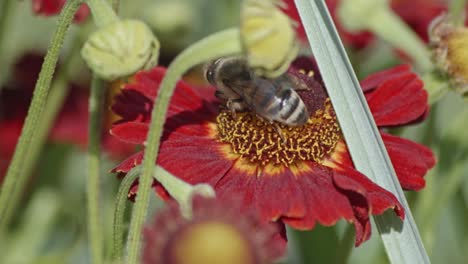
[81,19,160,81]
[430,14,468,98]
[240,0,299,78]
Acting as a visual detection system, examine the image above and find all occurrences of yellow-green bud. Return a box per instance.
[240,0,298,78]
[430,14,468,99]
[81,19,160,80]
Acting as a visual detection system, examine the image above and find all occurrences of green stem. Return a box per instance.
[449,0,468,26]
[152,166,214,219]
[335,225,355,264]
[0,0,15,88]
[0,0,81,230]
[112,167,140,262]
[367,7,432,71]
[85,0,119,27]
[125,28,242,264]
[1,40,82,230]
[87,76,105,264]
[422,72,449,105]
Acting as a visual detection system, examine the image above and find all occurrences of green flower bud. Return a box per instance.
[81,19,160,80]
[240,0,298,78]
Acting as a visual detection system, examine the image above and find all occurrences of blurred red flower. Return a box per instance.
[110,57,435,245]
[0,53,135,181]
[32,0,90,23]
[283,0,447,48]
[143,196,286,264]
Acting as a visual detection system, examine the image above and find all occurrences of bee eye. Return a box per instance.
[204,62,217,85]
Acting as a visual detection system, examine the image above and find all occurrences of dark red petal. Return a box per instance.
[111,151,144,173]
[110,122,149,144]
[332,171,371,245]
[33,0,65,16]
[390,0,446,43]
[157,128,233,187]
[270,163,371,245]
[360,64,412,92]
[365,69,428,126]
[268,222,288,260]
[381,132,435,191]
[73,4,90,24]
[333,163,405,219]
[112,67,217,123]
[32,0,89,23]
[112,88,153,123]
[282,0,374,48]
[254,168,307,221]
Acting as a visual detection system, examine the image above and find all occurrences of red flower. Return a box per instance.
[283,0,447,48]
[32,0,90,23]
[0,53,134,182]
[390,0,447,42]
[110,57,435,246]
[282,0,374,49]
[143,196,286,264]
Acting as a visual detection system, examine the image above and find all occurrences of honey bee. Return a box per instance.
[205,56,310,127]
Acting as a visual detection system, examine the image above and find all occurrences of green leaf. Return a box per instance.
[293,0,429,263]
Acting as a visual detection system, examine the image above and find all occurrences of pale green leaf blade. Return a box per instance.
[293,0,430,263]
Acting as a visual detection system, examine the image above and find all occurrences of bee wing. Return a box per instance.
[284,73,311,91]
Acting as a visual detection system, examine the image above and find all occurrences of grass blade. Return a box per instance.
[293,0,430,263]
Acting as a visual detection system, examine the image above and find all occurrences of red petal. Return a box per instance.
[73,4,90,24]
[32,0,89,23]
[365,68,428,126]
[110,122,149,144]
[360,64,412,92]
[33,0,65,16]
[254,168,307,220]
[113,67,217,123]
[382,132,435,190]
[282,0,374,48]
[111,151,144,173]
[334,164,405,219]
[158,136,233,187]
[221,162,374,247]
[112,88,153,123]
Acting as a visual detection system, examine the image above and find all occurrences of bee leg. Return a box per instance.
[272,123,287,145]
[259,116,286,144]
[226,98,245,119]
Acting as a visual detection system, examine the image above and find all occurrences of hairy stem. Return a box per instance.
[125,28,242,264]
[1,38,83,229]
[112,167,140,262]
[87,76,106,264]
[0,0,81,230]
[85,0,119,27]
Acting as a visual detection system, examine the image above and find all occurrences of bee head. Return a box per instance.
[204,58,224,86]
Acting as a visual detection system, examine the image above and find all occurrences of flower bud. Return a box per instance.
[240,0,299,78]
[81,19,160,81]
[429,14,468,99]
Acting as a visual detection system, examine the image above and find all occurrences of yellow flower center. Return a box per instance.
[170,221,255,264]
[216,99,341,167]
